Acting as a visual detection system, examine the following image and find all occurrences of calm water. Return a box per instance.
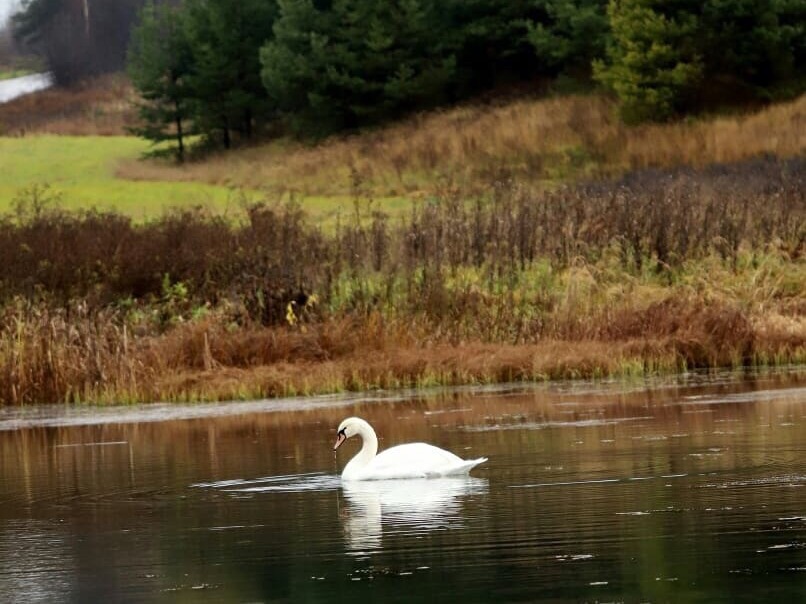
[0,73,52,104]
[1,369,805,602]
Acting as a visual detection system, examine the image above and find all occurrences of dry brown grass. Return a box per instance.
[1,284,803,404]
[117,93,806,196]
[0,74,137,136]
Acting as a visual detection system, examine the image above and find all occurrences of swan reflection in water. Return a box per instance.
[340,477,488,554]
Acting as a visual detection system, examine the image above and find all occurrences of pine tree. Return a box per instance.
[593,0,703,122]
[261,0,455,137]
[527,0,609,77]
[183,0,278,148]
[445,0,542,93]
[697,0,804,102]
[128,1,193,162]
[594,0,803,122]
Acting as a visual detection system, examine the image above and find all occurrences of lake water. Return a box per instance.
[0,73,52,104]
[1,369,804,602]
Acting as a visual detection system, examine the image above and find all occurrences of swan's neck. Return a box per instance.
[346,420,378,472]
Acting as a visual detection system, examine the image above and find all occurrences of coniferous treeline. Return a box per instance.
[126,0,613,156]
[126,0,278,158]
[109,0,806,157]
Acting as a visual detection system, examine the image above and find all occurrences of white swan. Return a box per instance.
[333,417,487,480]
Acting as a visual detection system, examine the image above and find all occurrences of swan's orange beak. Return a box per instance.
[333,432,346,451]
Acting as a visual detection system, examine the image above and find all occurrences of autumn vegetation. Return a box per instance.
[0,155,803,404]
[0,74,135,136]
[0,1,803,404]
[116,93,806,198]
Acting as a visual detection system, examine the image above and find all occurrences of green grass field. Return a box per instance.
[1,136,245,219]
[0,69,36,81]
[0,135,409,222]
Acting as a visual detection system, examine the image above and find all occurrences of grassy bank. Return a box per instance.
[2,80,803,214]
[0,77,252,219]
[117,93,806,198]
[0,134,408,222]
[0,136,405,223]
[0,156,802,404]
[1,83,803,404]
[0,74,134,135]
[4,305,802,405]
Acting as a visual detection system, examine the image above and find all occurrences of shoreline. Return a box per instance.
[49,336,806,405]
[2,366,804,426]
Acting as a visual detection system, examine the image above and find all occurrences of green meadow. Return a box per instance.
[1,136,243,218]
[0,135,409,222]
[0,69,36,80]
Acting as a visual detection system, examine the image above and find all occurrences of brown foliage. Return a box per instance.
[2,156,801,316]
[0,74,136,136]
[0,299,801,404]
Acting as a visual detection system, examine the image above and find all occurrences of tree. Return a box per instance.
[594,0,804,122]
[14,0,143,85]
[0,26,19,65]
[183,0,278,148]
[445,0,543,93]
[593,0,703,122]
[527,0,609,77]
[697,0,804,102]
[128,1,193,162]
[261,0,456,137]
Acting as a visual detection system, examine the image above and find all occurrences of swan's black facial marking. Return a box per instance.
[334,427,348,451]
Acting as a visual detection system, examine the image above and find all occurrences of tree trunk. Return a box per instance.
[222,122,231,149]
[243,108,252,139]
[174,101,185,163]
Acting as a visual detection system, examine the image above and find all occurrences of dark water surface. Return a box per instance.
[1,369,805,602]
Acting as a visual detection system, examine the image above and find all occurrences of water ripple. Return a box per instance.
[192,472,342,493]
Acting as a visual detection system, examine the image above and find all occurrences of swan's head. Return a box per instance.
[334,417,363,451]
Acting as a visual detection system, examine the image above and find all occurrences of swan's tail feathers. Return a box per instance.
[452,457,488,476]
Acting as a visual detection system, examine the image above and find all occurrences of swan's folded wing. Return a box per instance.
[361,443,485,479]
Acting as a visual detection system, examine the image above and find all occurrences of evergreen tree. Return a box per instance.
[593,0,703,122]
[445,0,543,93]
[527,0,609,77]
[128,1,193,161]
[261,0,455,137]
[595,0,803,122]
[14,0,143,85]
[184,0,278,148]
[259,0,337,135]
[697,0,804,101]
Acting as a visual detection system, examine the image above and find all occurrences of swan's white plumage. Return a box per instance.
[334,417,487,480]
